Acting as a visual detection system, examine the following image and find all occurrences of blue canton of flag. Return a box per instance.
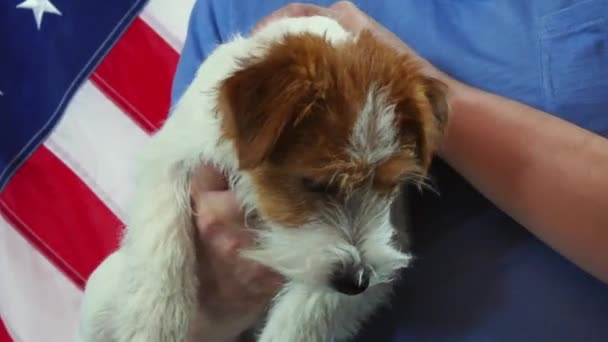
[0,0,148,191]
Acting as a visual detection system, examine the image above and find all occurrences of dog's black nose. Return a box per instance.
[330,266,370,295]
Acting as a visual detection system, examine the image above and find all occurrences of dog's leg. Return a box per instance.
[77,136,201,342]
[115,158,199,342]
[79,179,197,342]
[257,282,391,342]
[78,251,128,341]
[78,64,234,339]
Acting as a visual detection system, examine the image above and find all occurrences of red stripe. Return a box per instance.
[0,318,11,342]
[91,17,179,134]
[0,146,124,289]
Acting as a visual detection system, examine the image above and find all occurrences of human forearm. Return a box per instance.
[440,82,608,283]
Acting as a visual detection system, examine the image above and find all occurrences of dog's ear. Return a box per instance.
[396,75,449,170]
[218,34,334,170]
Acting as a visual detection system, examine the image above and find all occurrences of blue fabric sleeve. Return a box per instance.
[170,0,229,105]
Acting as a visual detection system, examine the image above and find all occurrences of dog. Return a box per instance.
[77,15,448,342]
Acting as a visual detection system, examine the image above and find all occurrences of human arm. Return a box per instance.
[443,81,608,284]
[179,2,608,339]
[172,1,283,340]
[261,1,608,283]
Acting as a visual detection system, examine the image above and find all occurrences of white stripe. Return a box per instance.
[1,2,195,341]
[139,0,196,52]
[0,216,83,342]
[349,88,400,164]
[45,81,150,222]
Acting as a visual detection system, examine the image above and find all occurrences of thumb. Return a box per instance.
[251,3,331,34]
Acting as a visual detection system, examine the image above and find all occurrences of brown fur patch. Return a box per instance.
[218,29,448,226]
[373,152,420,194]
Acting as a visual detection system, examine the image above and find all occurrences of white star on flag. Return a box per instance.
[16,0,62,30]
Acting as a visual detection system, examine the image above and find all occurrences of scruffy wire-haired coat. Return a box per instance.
[77,15,448,342]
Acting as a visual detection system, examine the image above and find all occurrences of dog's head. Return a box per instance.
[218,17,448,295]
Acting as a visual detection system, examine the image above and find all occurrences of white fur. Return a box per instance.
[349,87,400,164]
[78,16,412,342]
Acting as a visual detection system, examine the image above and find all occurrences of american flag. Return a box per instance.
[0,0,195,340]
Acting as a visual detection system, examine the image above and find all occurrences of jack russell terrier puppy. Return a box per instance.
[77,15,448,342]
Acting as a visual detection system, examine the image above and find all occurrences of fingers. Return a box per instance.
[329,1,357,10]
[194,188,249,257]
[237,262,284,296]
[190,165,228,195]
[198,206,283,298]
[269,2,328,17]
[195,190,244,233]
[328,0,360,19]
[251,3,331,34]
[251,1,369,37]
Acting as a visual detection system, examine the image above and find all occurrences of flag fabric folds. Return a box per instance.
[0,0,195,340]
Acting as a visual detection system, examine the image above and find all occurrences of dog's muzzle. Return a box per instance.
[330,265,371,295]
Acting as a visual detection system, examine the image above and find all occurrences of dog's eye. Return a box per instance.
[301,178,338,195]
[301,178,327,193]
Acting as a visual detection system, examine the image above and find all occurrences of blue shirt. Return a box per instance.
[172,1,608,341]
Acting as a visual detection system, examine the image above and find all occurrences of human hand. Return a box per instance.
[190,166,283,341]
[253,1,467,97]
[253,1,477,159]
